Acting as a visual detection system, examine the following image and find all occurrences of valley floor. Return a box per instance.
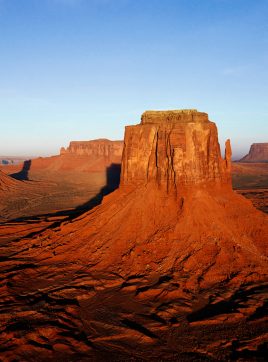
[0,162,267,361]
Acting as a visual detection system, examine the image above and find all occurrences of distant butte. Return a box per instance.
[240,142,268,162]
[60,138,123,158]
[6,139,124,173]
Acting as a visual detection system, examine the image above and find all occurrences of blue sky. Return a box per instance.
[0,0,267,159]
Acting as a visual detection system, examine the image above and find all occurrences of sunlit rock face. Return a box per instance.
[120,110,231,189]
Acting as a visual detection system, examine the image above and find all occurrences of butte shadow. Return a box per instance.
[74,162,121,215]
[0,163,121,243]
[10,159,32,181]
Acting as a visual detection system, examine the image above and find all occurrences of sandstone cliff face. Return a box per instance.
[121,110,231,189]
[240,143,268,162]
[60,139,123,158]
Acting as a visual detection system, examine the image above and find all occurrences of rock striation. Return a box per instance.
[240,143,268,162]
[0,170,21,193]
[0,169,57,221]
[121,110,231,188]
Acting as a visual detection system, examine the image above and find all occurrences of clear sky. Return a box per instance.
[0,0,267,159]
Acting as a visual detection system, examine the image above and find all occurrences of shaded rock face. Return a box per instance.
[121,110,231,189]
[60,139,123,159]
[240,143,268,162]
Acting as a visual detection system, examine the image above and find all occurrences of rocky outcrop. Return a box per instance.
[37,110,266,278]
[60,139,123,158]
[240,143,268,162]
[121,110,231,189]
[0,109,267,361]
[5,110,266,271]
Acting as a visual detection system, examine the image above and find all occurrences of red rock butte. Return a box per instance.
[240,142,268,162]
[26,109,266,277]
[121,109,232,188]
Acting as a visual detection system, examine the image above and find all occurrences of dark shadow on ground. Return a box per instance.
[10,160,32,181]
[1,163,121,232]
[75,163,121,213]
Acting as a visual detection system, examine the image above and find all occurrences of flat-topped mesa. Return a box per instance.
[120,109,231,190]
[60,139,123,158]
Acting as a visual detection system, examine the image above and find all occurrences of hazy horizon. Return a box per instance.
[0,0,267,159]
[0,132,256,161]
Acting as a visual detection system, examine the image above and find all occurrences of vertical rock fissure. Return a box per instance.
[120,110,231,188]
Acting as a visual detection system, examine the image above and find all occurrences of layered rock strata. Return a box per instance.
[121,110,231,189]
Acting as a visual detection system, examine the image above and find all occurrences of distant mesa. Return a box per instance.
[1,140,124,174]
[55,139,123,172]
[240,143,268,162]
[60,139,123,158]
[5,138,125,174]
